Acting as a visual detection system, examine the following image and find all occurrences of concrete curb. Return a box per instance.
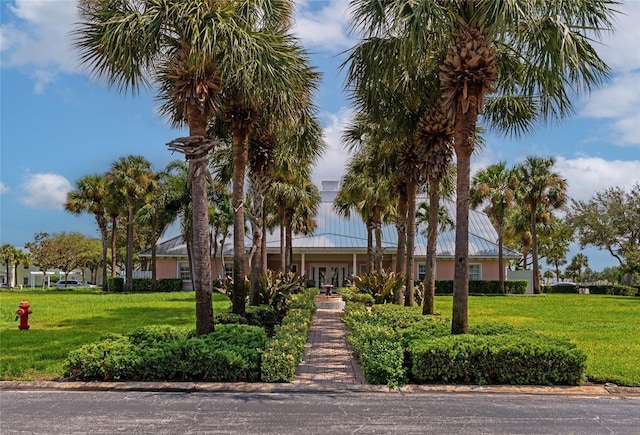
[1,381,638,398]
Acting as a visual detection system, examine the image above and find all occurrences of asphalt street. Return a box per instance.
[1,389,639,434]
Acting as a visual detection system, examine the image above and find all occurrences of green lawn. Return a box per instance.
[1,291,638,385]
[434,294,640,386]
[0,289,230,380]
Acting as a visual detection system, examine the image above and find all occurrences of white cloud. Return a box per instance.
[294,0,353,50]
[19,173,72,209]
[579,1,640,146]
[595,1,640,73]
[0,182,9,194]
[0,0,79,92]
[555,156,640,202]
[312,107,354,184]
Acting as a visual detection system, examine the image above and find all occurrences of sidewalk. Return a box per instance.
[292,301,367,386]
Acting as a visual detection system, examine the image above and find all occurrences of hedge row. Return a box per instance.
[434,280,528,295]
[342,303,586,387]
[585,284,638,296]
[260,289,317,382]
[64,324,267,382]
[107,277,183,293]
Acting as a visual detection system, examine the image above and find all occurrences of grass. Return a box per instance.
[1,290,638,386]
[433,294,640,386]
[0,289,231,380]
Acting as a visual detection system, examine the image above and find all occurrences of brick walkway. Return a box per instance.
[292,299,367,386]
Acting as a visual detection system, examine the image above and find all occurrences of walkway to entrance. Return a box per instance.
[292,297,366,386]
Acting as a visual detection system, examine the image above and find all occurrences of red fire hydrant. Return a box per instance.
[16,300,32,330]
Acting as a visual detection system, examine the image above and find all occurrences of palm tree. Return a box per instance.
[568,253,589,283]
[136,163,184,292]
[107,155,157,292]
[416,106,455,313]
[12,250,31,288]
[0,244,18,287]
[335,145,396,273]
[470,162,518,293]
[516,156,567,294]
[75,0,316,333]
[65,174,110,292]
[246,113,324,304]
[349,0,616,333]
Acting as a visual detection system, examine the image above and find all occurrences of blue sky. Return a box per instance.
[1,0,639,272]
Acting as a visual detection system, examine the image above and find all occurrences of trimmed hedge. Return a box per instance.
[409,334,586,385]
[586,284,638,296]
[434,280,528,295]
[107,277,124,292]
[342,302,586,387]
[105,277,183,293]
[260,289,316,382]
[64,324,266,382]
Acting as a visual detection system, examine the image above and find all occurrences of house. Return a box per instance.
[140,181,521,290]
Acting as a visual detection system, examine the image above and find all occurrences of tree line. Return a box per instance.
[68,0,622,336]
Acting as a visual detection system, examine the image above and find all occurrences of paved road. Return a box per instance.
[2,390,639,434]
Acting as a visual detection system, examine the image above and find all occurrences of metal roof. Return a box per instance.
[143,197,519,259]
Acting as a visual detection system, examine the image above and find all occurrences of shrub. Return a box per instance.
[586,284,638,296]
[409,334,586,385]
[64,324,267,382]
[260,290,316,382]
[157,279,183,292]
[107,277,124,293]
[359,339,407,387]
[246,305,277,334]
[258,271,306,321]
[353,270,404,304]
[546,283,579,294]
[132,278,151,292]
[338,287,375,305]
[434,280,527,295]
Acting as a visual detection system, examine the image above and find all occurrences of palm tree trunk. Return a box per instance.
[150,218,158,293]
[125,201,134,292]
[279,204,287,274]
[404,181,417,307]
[184,104,214,336]
[423,179,439,315]
[286,215,293,271]
[366,218,374,273]
[497,223,505,293]
[231,117,250,317]
[452,136,475,334]
[249,172,269,305]
[110,216,118,279]
[395,186,408,305]
[374,207,383,271]
[261,213,268,271]
[530,203,541,294]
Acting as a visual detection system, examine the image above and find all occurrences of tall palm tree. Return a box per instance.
[349,0,616,333]
[74,0,315,333]
[0,244,18,287]
[65,174,110,292]
[335,145,396,273]
[107,155,157,293]
[136,163,184,292]
[416,106,455,313]
[470,162,518,293]
[516,156,567,294]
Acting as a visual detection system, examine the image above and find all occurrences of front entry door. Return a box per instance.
[312,264,347,289]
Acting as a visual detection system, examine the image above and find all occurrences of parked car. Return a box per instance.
[55,280,96,288]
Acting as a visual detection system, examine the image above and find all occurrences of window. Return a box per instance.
[469,264,481,281]
[224,263,233,277]
[359,264,368,275]
[417,263,426,281]
[23,277,28,285]
[178,262,191,280]
[23,264,29,269]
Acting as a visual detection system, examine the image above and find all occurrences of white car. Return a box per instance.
[55,280,95,288]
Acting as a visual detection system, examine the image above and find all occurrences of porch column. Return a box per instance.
[301,252,306,277]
